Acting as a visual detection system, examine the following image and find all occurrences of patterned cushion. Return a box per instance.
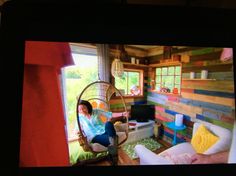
[191,124,219,153]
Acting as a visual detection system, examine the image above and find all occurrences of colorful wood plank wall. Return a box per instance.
[147,47,235,145]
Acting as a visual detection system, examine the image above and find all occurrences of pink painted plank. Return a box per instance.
[167,96,180,102]
[155,106,165,112]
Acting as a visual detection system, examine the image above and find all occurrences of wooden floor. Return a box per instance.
[86,139,172,166]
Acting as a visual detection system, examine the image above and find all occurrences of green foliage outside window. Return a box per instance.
[155,66,181,93]
[64,54,98,138]
[115,71,140,95]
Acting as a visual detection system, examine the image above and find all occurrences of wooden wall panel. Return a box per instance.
[146,47,234,145]
[182,80,234,93]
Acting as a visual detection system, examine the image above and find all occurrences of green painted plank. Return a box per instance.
[183,59,233,68]
[191,48,215,56]
[205,117,234,130]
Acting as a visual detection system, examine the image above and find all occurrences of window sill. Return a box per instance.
[150,90,181,97]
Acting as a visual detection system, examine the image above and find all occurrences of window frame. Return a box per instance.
[154,64,182,95]
[114,68,144,97]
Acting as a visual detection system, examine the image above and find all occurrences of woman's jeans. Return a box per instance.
[91,121,116,147]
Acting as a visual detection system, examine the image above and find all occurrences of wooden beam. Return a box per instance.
[146,46,164,57]
[190,51,222,61]
[149,61,182,67]
[124,46,148,57]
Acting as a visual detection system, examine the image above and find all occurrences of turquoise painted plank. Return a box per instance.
[194,89,235,98]
[147,96,166,105]
[147,92,168,101]
[208,72,234,81]
[202,109,220,120]
[182,72,232,80]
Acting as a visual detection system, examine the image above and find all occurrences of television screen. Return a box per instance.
[130,104,155,122]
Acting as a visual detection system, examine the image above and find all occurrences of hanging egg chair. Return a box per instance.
[76,80,129,161]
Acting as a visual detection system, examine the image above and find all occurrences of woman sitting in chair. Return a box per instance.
[76,100,127,164]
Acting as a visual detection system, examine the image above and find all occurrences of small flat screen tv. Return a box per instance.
[130,104,155,122]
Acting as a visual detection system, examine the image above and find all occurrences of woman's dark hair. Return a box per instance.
[79,100,93,114]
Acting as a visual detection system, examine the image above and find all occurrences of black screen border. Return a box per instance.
[1,1,236,176]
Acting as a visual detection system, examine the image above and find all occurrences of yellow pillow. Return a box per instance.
[191,124,219,153]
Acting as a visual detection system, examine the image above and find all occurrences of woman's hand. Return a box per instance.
[122,111,130,117]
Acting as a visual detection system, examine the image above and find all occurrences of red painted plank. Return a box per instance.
[220,115,235,124]
[181,88,194,93]
[156,114,172,122]
[163,126,187,139]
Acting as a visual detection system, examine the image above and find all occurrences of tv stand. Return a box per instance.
[124,120,155,144]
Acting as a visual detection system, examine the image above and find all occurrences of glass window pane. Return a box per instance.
[167,85,174,92]
[162,67,168,75]
[155,75,161,83]
[165,76,174,86]
[155,65,181,94]
[155,84,161,90]
[115,71,141,96]
[162,76,167,87]
[175,66,181,75]
[165,76,174,91]
[168,67,174,75]
[128,71,139,90]
[156,68,161,75]
[175,76,181,84]
[115,72,128,94]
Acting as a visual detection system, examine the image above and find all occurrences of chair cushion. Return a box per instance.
[90,132,127,152]
[117,131,127,143]
[134,144,173,165]
[159,142,196,156]
[191,124,219,153]
[90,143,108,152]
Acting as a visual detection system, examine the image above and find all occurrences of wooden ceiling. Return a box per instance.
[125,45,189,57]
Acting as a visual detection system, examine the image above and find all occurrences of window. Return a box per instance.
[115,69,143,96]
[155,65,181,94]
[62,45,98,141]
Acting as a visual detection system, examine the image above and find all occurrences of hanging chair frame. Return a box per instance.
[76,80,129,154]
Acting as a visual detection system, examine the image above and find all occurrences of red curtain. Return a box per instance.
[20,41,74,167]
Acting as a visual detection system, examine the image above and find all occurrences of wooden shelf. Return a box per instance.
[182,78,216,81]
[123,62,149,67]
[149,61,182,67]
